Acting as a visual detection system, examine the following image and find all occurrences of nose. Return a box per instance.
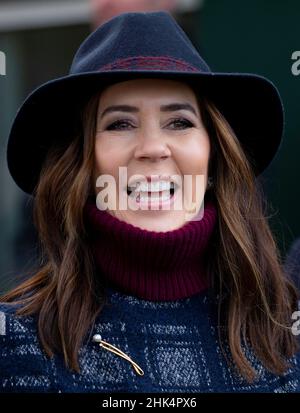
[133,129,172,161]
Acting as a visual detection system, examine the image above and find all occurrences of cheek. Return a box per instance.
[94,136,124,177]
[177,133,210,175]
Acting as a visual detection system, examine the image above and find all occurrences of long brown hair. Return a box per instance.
[1,83,298,382]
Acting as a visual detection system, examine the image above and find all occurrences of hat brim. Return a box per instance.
[6,70,284,195]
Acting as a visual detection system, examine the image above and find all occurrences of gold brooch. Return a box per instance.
[92,334,144,376]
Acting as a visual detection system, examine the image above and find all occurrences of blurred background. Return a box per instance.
[0,0,299,292]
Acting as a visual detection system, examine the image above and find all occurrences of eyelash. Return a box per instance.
[105,118,194,131]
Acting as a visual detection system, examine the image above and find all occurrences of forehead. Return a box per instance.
[98,78,198,104]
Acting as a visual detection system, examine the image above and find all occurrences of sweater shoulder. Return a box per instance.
[0,303,55,392]
[0,303,40,357]
[0,303,21,337]
[0,303,36,338]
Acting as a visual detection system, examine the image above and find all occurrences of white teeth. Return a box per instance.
[132,181,173,193]
[139,191,171,203]
[129,188,172,203]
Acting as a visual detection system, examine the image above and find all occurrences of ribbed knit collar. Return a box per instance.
[83,196,217,301]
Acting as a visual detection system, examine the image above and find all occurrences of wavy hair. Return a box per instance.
[1,82,298,382]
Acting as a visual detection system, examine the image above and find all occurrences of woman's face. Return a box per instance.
[94,78,211,232]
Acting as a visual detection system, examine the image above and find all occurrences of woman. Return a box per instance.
[0,11,299,393]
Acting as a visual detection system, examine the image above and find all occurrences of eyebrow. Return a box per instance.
[99,102,198,119]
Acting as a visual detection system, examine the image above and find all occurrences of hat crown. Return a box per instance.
[70,11,211,75]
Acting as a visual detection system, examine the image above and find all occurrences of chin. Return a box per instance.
[124,212,185,232]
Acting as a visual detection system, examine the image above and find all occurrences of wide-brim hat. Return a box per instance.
[6,11,284,195]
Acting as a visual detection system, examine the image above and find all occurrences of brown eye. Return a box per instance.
[169,118,194,129]
[106,120,135,130]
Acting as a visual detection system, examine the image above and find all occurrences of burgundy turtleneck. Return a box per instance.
[83,197,217,301]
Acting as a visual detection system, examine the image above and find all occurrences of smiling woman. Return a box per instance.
[0,11,300,393]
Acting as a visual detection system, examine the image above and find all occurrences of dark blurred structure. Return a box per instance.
[90,0,177,27]
[0,0,299,292]
[0,1,92,290]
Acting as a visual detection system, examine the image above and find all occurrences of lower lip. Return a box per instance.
[128,189,178,210]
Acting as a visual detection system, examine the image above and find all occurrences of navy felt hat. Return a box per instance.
[6,10,284,195]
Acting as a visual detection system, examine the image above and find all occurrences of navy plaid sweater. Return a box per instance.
[285,238,300,291]
[0,286,300,393]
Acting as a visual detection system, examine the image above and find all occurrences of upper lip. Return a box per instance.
[127,174,181,190]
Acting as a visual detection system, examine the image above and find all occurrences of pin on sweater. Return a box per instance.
[92,334,144,376]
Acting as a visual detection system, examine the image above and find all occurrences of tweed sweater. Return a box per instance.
[0,287,300,393]
[285,238,300,290]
